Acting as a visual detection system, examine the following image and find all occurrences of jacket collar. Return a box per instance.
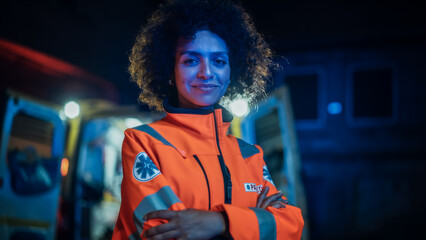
[162,98,233,138]
[163,98,233,123]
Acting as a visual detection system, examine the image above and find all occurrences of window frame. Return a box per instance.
[280,65,327,129]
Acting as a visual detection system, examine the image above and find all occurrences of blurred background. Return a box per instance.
[1,0,425,239]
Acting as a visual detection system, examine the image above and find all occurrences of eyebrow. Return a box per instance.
[178,51,229,57]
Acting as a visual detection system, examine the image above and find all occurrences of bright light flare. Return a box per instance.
[125,118,143,128]
[229,98,249,117]
[61,158,69,177]
[64,101,80,119]
[327,102,342,115]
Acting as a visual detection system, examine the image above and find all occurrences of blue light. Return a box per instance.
[328,102,342,115]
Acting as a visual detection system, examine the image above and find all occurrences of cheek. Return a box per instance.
[175,67,195,82]
[175,68,188,87]
[222,68,231,86]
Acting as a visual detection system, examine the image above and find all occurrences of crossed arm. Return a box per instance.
[115,131,303,240]
[143,186,287,240]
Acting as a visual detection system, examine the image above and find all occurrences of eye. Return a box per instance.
[183,58,198,65]
[214,58,228,67]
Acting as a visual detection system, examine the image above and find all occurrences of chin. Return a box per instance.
[193,102,215,108]
[193,98,219,108]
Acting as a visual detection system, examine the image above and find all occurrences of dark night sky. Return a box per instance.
[1,0,425,104]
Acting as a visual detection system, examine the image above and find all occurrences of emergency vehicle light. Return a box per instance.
[229,98,249,117]
[64,101,80,119]
[61,158,69,177]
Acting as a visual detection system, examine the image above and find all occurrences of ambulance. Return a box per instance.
[0,39,161,240]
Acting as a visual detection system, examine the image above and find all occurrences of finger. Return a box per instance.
[273,198,287,204]
[256,186,269,208]
[268,191,284,201]
[273,197,288,205]
[144,210,179,221]
[269,203,285,208]
[264,200,285,208]
[260,186,269,198]
[148,229,182,240]
[270,191,284,198]
[143,222,177,238]
[256,195,265,208]
[269,200,286,209]
[260,191,283,209]
[263,192,283,205]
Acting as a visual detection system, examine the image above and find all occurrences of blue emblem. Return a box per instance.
[133,152,161,182]
[263,165,275,186]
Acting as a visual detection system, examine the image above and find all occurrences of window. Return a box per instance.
[353,69,393,118]
[7,113,57,195]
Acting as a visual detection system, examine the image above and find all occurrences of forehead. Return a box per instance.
[176,30,228,54]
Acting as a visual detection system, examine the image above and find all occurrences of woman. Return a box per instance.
[113,0,304,239]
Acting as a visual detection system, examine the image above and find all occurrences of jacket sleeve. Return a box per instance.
[112,129,186,240]
[211,146,304,240]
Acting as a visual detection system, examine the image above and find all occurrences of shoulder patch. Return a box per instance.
[133,152,161,182]
[263,165,275,186]
[236,138,260,159]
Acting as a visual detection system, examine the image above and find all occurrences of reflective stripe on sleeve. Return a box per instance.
[249,207,277,240]
[131,186,182,239]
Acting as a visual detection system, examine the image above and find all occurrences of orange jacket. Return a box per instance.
[112,103,304,239]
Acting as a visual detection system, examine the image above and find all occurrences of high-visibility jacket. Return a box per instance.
[112,103,304,239]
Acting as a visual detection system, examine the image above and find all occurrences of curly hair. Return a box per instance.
[129,0,276,111]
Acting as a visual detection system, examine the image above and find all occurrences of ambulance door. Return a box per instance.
[241,86,310,240]
[0,94,66,240]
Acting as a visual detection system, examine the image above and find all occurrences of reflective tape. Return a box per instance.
[133,125,177,150]
[249,207,277,240]
[132,186,181,238]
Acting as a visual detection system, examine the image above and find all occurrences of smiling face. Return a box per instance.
[174,30,231,109]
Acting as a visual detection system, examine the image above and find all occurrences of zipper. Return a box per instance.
[213,111,232,204]
[193,155,211,210]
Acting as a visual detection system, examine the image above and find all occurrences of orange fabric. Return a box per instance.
[112,105,304,239]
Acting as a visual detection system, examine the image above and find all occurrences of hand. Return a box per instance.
[256,186,288,209]
[142,209,226,240]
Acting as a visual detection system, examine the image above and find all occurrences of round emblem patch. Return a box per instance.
[133,152,161,182]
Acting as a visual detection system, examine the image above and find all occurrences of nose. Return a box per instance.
[196,60,213,80]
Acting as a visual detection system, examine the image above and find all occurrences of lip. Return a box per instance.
[191,84,219,92]
[192,84,219,88]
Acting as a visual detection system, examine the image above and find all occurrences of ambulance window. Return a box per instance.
[7,113,57,195]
